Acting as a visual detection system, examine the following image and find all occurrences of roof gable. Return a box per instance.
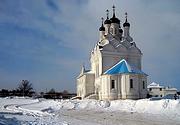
[104,59,147,75]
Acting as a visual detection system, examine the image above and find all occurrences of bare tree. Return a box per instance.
[18,80,33,96]
[48,88,55,94]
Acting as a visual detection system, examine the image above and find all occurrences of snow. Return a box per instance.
[0,97,180,125]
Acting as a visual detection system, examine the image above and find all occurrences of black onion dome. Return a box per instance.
[104,19,111,24]
[123,13,130,27]
[99,25,105,31]
[110,16,120,24]
[104,9,111,24]
[99,17,105,31]
[123,21,130,27]
[110,5,120,24]
[119,28,123,33]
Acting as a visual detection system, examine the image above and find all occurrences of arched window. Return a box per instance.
[143,81,145,89]
[111,80,115,89]
[130,79,133,89]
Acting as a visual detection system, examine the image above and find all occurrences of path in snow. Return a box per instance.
[0,98,180,125]
[0,98,65,125]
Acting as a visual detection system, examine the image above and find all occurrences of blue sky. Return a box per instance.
[0,0,180,92]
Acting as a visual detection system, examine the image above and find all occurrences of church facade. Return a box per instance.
[77,6,148,100]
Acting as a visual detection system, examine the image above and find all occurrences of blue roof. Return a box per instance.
[104,59,147,75]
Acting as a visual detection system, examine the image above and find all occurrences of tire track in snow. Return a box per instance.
[3,99,50,117]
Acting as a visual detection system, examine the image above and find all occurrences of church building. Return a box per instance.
[77,6,148,100]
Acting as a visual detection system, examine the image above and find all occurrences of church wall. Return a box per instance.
[102,56,116,73]
[90,48,103,77]
[121,74,129,99]
[139,75,147,98]
[109,75,119,100]
[87,73,147,100]
[128,74,141,99]
[98,52,103,76]
[127,54,142,69]
[121,74,140,99]
[77,73,95,99]
[85,74,95,97]
[117,75,122,99]
[100,75,122,100]
[100,74,146,100]
[77,75,86,98]
[102,51,128,73]
[94,77,101,100]
[100,75,112,100]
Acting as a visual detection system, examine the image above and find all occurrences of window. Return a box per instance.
[130,79,133,89]
[143,81,145,89]
[149,88,152,91]
[111,80,115,89]
[160,88,162,91]
[114,29,117,34]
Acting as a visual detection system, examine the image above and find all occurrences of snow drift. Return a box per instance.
[0,97,180,124]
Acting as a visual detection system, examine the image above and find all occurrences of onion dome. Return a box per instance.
[104,9,111,24]
[119,28,123,33]
[99,17,105,31]
[123,12,130,27]
[119,25,123,33]
[99,25,105,31]
[110,5,120,24]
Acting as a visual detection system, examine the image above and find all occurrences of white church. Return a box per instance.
[77,6,148,100]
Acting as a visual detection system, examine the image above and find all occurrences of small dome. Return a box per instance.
[110,5,120,24]
[104,9,111,24]
[99,17,105,31]
[104,19,111,24]
[110,17,120,24]
[99,25,105,31]
[123,22,130,27]
[123,12,130,27]
[119,28,123,33]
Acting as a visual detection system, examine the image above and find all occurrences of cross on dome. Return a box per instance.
[99,17,105,31]
[104,9,111,24]
[106,9,109,19]
[101,17,104,24]
[123,12,130,27]
[110,5,120,24]
[112,5,116,17]
[125,12,128,22]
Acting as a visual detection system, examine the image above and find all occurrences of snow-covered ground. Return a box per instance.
[0,97,180,125]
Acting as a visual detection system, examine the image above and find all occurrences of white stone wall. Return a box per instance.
[164,89,177,96]
[148,87,177,97]
[102,51,128,73]
[77,75,86,98]
[77,73,95,99]
[99,74,147,100]
[148,87,164,97]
